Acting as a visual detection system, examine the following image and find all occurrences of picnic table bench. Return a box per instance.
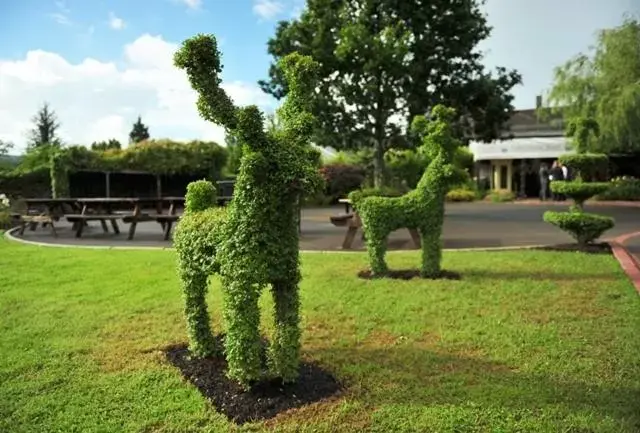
[68,197,185,240]
[331,198,421,250]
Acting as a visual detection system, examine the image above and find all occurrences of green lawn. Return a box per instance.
[1,238,639,433]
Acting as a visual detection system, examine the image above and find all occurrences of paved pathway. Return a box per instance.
[11,202,640,250]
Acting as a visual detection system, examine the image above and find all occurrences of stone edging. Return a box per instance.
[610,231,640,296]
[510,199,640,207]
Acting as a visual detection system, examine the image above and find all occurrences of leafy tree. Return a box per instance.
[546,16,640,153]
[129,116,150,144]
[223,132,243,175]
[28,102,62,149]
[259,0,522,187]
[91,139,122,151]
[0,140,13,156]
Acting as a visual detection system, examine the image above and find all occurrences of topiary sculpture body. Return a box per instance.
[173,34,322,388]
[351,105,463,277]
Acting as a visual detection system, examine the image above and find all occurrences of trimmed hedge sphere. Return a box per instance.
[350,105,463,278]
[173,33,322,388]
[543,211,614,247]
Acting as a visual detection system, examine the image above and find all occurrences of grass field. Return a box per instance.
[1,237,639,432]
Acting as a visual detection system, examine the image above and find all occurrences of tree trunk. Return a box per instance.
[373,139,385,189]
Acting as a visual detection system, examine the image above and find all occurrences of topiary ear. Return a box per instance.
[430,104,457,123]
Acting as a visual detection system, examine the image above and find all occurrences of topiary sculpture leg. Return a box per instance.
[268,278,301,382]
[364,224,389,276]
[222,279,263,387]
[178,265,217,358]
[419,228,442,278]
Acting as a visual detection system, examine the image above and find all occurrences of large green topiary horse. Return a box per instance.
[172,34,322,388]
[350,105,464,278]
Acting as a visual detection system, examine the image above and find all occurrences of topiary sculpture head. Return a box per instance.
[184,180,217,213]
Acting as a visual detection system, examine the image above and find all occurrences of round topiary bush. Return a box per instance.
[549,181,611,210]
[543,211,614,247]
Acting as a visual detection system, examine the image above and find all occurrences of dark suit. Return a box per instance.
[550,166,564,200]
[539,167,549,201]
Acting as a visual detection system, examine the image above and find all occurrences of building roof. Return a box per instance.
[469,136,574,161]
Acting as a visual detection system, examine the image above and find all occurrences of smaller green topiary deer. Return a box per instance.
[351,105,464,278]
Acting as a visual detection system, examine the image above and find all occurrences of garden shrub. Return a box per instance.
[0,193,10,229]
[488,190,516,202]
[351,105,462,278]
[595,176,640,201]
[558,153,608,182]
[385,148,430,189]
[446,188,476,202]
[543,211,614,246]
[544,152,615,246]
[319,163,365,202]
[173,34,322,387]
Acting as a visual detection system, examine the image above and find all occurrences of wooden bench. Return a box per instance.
[330,213,354,227]
[121,213,181,240]
[66,214,122,238]
[18,214,57,237]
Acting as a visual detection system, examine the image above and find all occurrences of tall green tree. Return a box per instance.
[91,139,122,151]
[28,102,62,149]
[546,16,640,153]
[259,0,521,187]
[224,132,243,175]
[129,116,150,144]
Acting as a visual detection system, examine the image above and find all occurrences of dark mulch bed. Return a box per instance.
[357,268,462,280]
[164,338,341,425]
[534,242,612,255]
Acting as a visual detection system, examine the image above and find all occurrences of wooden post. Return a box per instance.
[105,172,111,198]
[156,175,162,198]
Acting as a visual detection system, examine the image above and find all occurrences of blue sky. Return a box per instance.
[0,0,636,150]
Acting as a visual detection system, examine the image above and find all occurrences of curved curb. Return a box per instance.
[3,227,550,254]
[510,200,640,208]
[609,240,640,296]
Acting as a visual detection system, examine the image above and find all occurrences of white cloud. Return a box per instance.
[181,0,202,10]
[108,12,125,30]
[0,34,276,151]
[50,1,72,25]
[253,0,284,20]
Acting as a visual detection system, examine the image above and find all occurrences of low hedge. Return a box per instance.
[446,188,476,202]
[550,181,611,207]
[595,177,640,201]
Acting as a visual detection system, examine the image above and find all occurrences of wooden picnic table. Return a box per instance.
[333,198,421,250]
[69,197,184,240]
[19,198,83,237]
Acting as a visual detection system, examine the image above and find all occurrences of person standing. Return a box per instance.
[549,160,565,201]
[539,162,550,201]
[560,162,569,200]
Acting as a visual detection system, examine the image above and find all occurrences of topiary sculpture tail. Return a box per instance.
[350,105,463,278]
[173,34,322,388]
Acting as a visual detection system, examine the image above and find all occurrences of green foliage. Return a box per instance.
[320,163,365,201]
[348,185,405,206]
[91,139,122,151]
[0,140,13,156]
[385,148,430,189]
[129,116,150,144]
[174,34,322,387]
[173,205,228,357]
[546,17,640,153]
[0,193,10,228]
[545,153,614,245]
[49,150,70,198]
[550,181,611,209]
[596,176,640,201]
[260,0,522,188]
[488,190,516,203]
[28,102,61,149]
[354,105,462,277]
[185,180,217,212]
[543,211,614,246]
[446,188,477,202]
[557,152,608,182]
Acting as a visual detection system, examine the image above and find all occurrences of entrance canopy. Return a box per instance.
[469,136,574,161]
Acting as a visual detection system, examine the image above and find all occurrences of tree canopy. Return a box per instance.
[91,139,122,151]
[259,0,521,186]
[546,16,640,153]
[129,116,151,144]
[28,102,61,149]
